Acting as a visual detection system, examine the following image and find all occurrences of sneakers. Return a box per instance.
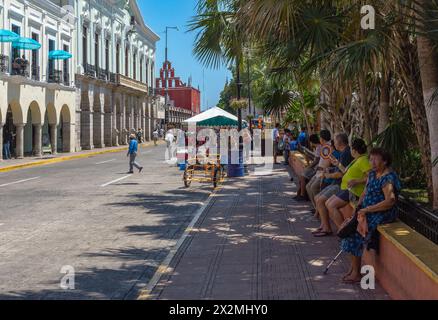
[139,167,144,173]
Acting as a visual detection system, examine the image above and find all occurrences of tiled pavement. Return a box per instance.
[150,165,390,300]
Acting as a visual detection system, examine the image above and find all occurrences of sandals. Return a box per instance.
[311,227,323,234]
[342,277,362,284]
[313,231,333,237]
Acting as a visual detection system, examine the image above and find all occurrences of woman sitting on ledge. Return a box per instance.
[341,148,401,284]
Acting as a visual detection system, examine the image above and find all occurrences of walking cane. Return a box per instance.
[323,250,344,275]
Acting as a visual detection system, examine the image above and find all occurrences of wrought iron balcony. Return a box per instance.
[48,69,62,84]
[0,54,9,73]
[31,65,40,81]
[109,72,118,84]
[84,63,96,78]
[11,58,30,77]
[64,72,70,86]
[97,67,108,81]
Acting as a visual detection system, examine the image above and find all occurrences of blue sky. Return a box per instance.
[138,0,230,110]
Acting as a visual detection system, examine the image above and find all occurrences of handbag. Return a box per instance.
[337,207,360,239]
[278,140,285,151]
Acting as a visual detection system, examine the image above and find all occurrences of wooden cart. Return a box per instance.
[183,154,226,189]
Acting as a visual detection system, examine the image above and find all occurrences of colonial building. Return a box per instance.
[155,60,201,128]
[0,0,77,159]
[74,0,159,150]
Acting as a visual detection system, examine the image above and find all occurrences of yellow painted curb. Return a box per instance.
[0,141,164,173]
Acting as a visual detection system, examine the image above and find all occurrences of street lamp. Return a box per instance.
[243,46,255,117]
[164,26,179,129]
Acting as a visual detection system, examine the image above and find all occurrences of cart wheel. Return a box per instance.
[184,170,192,188]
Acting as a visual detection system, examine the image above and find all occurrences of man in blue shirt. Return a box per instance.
[298,127,308,149]
[127,134,143,174]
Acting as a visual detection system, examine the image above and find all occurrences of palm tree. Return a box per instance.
[188,0,245,130]
[415,0,438,209]
[237,0,437,206]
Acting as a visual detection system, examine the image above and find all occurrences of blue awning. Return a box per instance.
[0,30,19,43]
[49,50,72,60]
[12,37,41,50]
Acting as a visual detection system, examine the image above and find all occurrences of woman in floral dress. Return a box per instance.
[341,148,401,284]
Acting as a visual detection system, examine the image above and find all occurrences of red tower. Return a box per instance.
[156,61,201,115]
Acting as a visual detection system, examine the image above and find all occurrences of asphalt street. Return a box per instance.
[0,144,211,299]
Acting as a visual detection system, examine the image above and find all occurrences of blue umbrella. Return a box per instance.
[49,50,72,60]
[12,37,41,50]
[0,30,19,43]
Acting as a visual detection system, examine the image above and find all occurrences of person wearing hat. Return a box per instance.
[127,134,143,174]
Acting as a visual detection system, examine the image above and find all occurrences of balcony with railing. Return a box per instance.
[84,63,96,78]
[11,58,30,77]
[97,67,108,81]
[63,72,70,86]
[0,54,9,73]
[48,69,62,84]
[31,65,40,81]
[109,72,117,84]
[0,55,72,87]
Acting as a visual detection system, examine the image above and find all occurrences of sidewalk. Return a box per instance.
[0,140,164,172]
[146,164,390,300]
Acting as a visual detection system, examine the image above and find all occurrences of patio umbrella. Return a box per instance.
[12,37,41,50]
[0,30,19,42]
[49,50,72,60]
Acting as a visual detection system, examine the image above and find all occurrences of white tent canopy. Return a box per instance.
[184,107,238,124]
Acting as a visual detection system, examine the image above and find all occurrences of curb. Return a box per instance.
[0,141,164,173]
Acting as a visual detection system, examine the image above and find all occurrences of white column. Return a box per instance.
[0,124,3,160]
[50,124,57,155]
[15,124,24,159]
[33,124,42,157]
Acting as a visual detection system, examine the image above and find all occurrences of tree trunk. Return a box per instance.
[378,70,391,134]
[395,33,433,204]
[417,37,438,210]
[358,75,372,144]
[416,0,438,209]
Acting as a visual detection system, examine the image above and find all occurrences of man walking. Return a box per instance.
[127,134,143,174]
[165,129,175,161]
[153,129,159,146]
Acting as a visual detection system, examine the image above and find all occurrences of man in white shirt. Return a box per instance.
[165,130,175,160]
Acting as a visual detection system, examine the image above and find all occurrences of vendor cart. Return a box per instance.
[183,154,226,189]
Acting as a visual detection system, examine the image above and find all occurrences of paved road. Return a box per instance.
[0,145,211,299]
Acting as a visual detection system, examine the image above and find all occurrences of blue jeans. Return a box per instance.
[284,150,290,163]
[3,141,11,159]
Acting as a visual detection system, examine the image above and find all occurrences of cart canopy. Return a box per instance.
[184,107,247,128]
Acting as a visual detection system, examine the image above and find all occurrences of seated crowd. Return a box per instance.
[289,128,401,284]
